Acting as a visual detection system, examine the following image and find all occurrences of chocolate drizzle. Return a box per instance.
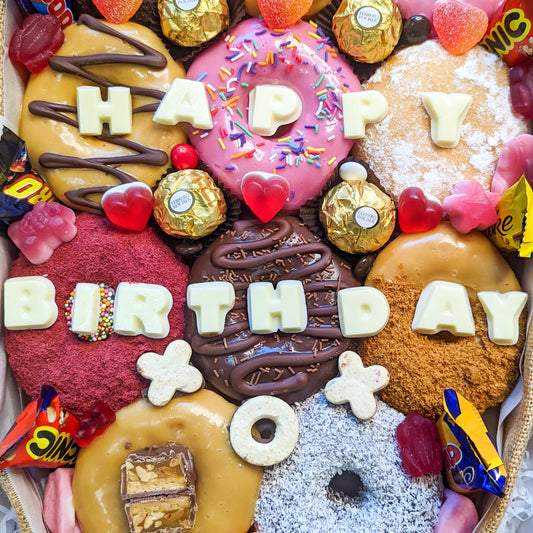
[27,15,171,211]
[186,217,360,404]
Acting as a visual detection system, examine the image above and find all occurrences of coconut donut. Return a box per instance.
[4,213,189,417]
[186,18,361,210]
[254,392,443,532]
[19,14,187,213]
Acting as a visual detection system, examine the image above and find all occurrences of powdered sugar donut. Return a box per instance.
[5,213,189,417]
[352,40,529,203]
[186,18,361,210]
[254,392,443,532]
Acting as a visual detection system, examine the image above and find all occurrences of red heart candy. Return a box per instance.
[398,186,443,233]
[101,182,153,231]
[91,0,143,23]
[241,172,291,223]
[433,0,488,55]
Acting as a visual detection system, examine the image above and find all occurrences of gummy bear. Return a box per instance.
[433,0,488,55]
[257,0,313,29]
[7,201,77,264]
[74,401,116,447]
[510,61,533,120]
[91,0,143,24]
[398,186,443,233]
[9,14,65,73]
[396,411,442,477]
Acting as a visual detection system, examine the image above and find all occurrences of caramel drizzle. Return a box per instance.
[191,218,352,396]
[28,15,170,211]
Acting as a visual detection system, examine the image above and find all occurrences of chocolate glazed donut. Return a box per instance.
[185,216,360,404]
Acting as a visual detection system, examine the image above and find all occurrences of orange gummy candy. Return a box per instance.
[91,0,143,24]
[433,0,488,55]
[257,0,313,29]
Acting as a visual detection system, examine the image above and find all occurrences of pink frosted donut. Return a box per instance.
[186,18,361,210]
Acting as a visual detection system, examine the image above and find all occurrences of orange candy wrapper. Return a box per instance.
[0,385,80,469]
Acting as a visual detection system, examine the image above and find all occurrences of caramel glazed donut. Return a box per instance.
[185,216,361,404]
[255,392,443,533]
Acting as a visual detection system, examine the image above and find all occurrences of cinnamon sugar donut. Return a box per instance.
[255,392,443,532]
[352,40,529,203]
[19,15,187,213]
[185,216,360,404]
[5,213,189,417]
[357,223,526,420]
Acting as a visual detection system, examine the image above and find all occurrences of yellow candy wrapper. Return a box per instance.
[436,389,506,497]
[484,175,533,256]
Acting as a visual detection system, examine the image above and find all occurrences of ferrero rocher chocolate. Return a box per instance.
[158,0,230,47]
[154,169,227,239]
[332,0,402,63]
[320,161,395,253]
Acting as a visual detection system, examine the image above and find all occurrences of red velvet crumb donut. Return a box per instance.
[5,213,189,417]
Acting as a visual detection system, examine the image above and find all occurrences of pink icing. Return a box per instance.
[433,489,478,533]
[442,180,501,233]
[395,0,504,22]
[491,134,533,195]
[43,468,83,533]
[186,18,361,210]
[7,201,77,264]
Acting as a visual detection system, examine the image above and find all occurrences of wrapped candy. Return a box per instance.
[319,160,396,253]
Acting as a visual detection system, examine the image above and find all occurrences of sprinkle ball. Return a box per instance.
[5,213,189,417]
[186,18,362,210]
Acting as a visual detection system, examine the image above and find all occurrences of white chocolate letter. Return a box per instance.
[187,281,235,336]
[77,86,132,136]
[247,280,307,334]
[478,291,528,345]
[153,78,213,130]
[4,276,58,330]
[114,283,172,339]
[341,90,388,139]
[422,92,472,148]
[71,283,100,335]
[412,281,475,336]
[248,85,303,136]
[337,286,389,337]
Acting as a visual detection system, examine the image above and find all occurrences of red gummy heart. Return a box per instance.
[241,172,290,223]
[433,0,488,55]
[101,182,153,231]
[257,0,313,28]
[91,0,143,24]
[396,412,443,477]
[74,401,116,447]
[398,187,443,233]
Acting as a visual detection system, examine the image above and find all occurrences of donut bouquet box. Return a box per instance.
[2,0,533,532]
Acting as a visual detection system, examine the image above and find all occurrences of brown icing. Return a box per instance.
[185,216,360,404]
[20,15,187,212]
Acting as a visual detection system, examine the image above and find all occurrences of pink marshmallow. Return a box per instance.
[43,468,83,533]
[7,201,77,264]
[434,488,479,533]
[491,134,533,195]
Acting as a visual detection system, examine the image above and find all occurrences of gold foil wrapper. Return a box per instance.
[332,0,402,63]
[320,180,396,253]
[154,169,227,239]
[158,0,230,47]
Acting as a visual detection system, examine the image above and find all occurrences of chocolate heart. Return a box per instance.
[398,186,443,233]
[241,172,291,223]
[101,182,153,231]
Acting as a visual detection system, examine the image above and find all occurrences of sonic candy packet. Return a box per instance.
[436,389,506,497]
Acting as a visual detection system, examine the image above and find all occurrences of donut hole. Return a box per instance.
[327,470,364,501]
[252,418,277,444]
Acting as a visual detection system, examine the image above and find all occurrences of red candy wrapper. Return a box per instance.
[14,0,75,28]
[0,386,80,469]
[481,0,533,66]
[0,126,54,230]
